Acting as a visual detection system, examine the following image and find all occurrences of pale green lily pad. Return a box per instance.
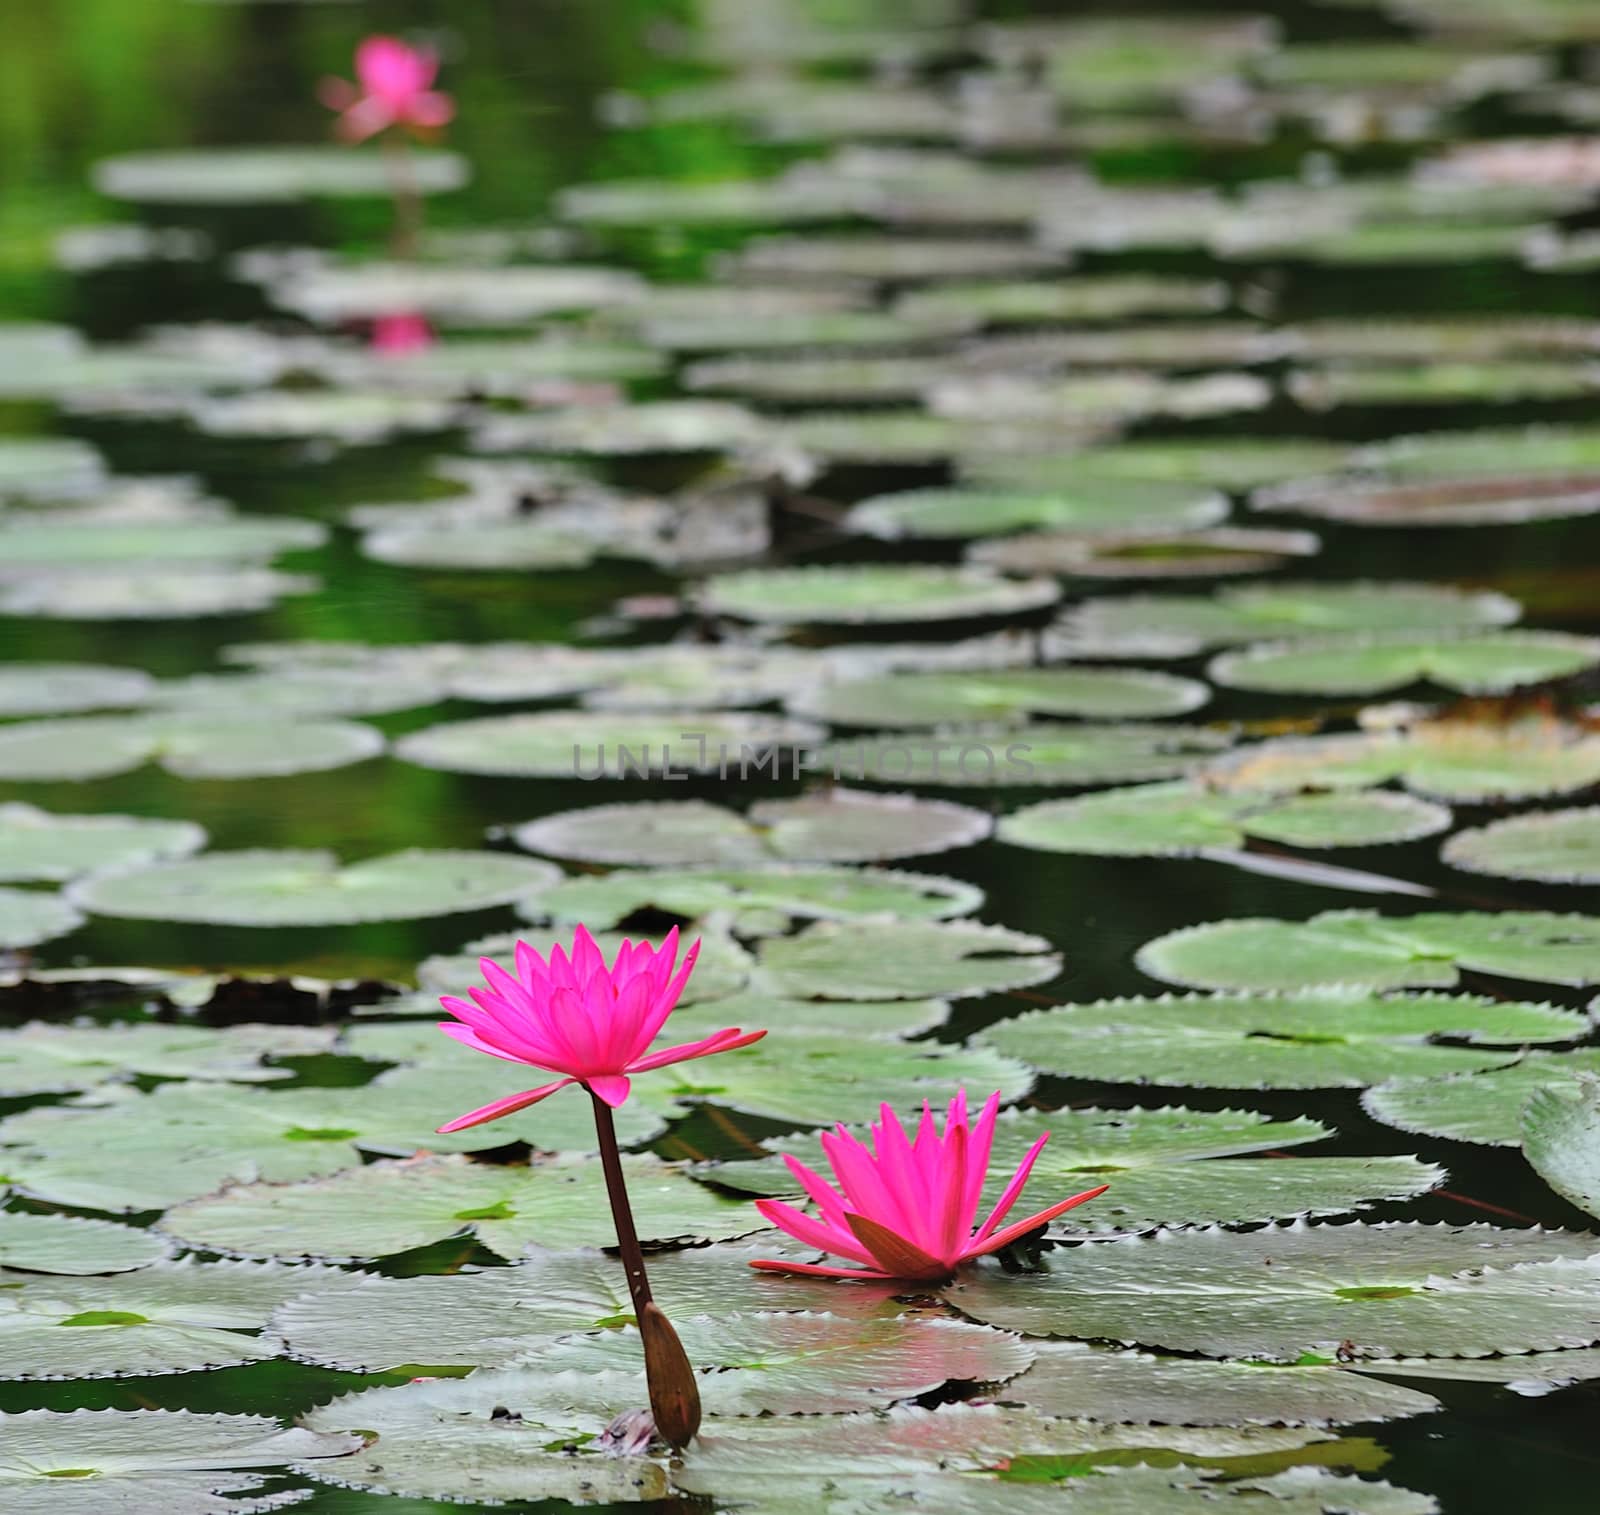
[895,277,1229,329]
[94,145,469,202]
[0,804,205,883]
[0,1408,362,1513]
[929,370,1270,427]
[0,567,318,620]
[757,918,1059,1001]
[1054,581,1518,657]
[0,1213,170,1275]
[959,323,1288,373]
[0,1020,337,1097]
[1364,1052,1600,1147]
[723,234,1062,284]
[146,667,443,719]
[970,526,1322,581]
[0,663,152,716]
[473,400,769,457]
[556,175,857,228]
[1137,910,1600,993]
[189,389,463,443]
[1290,360,1599,410]
[981,990,1588,1090]
[522,863,982,929]
[360,520,605,570]
[0,1258,366,1378]
[319,336,665,392]
[778,410,1056,466]
[1005,1340,1440,1426]
[847,482,1227,541]
[941,1221,1600,1358]
[159,1152,754,1262]
[969,437,1353,492]
[69,847,556,927]
[640,306,969,353]
[0,516,323,567]
[1210,630,1600,696]
[1524,1075,1600,1220]
[398,710,822,778]
[712,1104,1441,1233]
[0,887,83,948]
[791,668,1209,728]
[513,790,991,867]
[1285,317,1600,363]
[1356,425,1600,480]
[999,783,1450,857]
[1443,807,1600,883]
[697,565,1060,625]
[0,715,383,781]
[1212,714,1600,804]
[1257,471,1600,528]
[684,352,936,404]
[1352,1348,1600,1395]
[0,437,106,501]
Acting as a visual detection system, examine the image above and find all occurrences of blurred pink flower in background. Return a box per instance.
[369,311,434,355]
[751,1090,1108,1281]
[320,35,455,143]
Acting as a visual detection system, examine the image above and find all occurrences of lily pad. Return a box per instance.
[0,1213,170,1275]
[0,567,319,620]
[720,234,1063,284]
[1258,472,1600,528]
[0,715,384,781]
[0,516,324,567]
[696,565,1060,625]
[94,146,469,202]
[778,410,1056,466]
[512,790,991,866]
[1356,425,1600,480]
[0,887,83,948]
[69,848,557,927]
[1290,361,1600,410]
[1444,807,1600,884]
[322,336,665,394]
[1137,910,1600,993]
[1524,1075,1600,1221]
[556,174,857,228]
[146,667,444,720]
[641,306,970,353]
[999,784,1450,857]
[941,1221,1600,1358]
[895,277,1229,328]
[359,519,608,571]
[0,663,152,716]
[397,711,823,778]
[846,482,1227,541]
[158,1152,753,1262]
[1364,1052,1600,1147]
[971,526,1323,580]
[969,437,1354,492]
[0,437,106,502]
[473,400,769,457]
[0,804,205,883]
[980,990,1588,1089]
[929,370,1271,427]
[685,352,940,404]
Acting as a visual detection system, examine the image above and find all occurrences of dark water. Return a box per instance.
[4,1,1600,1512]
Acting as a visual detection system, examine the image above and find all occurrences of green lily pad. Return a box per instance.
[791,668,1209,727]
[1356,425,1600,480]
[397,711,823,778]
[69,848,557,927]
[959,323,1288,373]
[0,437,106,502]
[0,517,323,567]
[941,1221,1600,1358]
[0,804,205,883]
[159,1152,753,1262]
[146,667,444,720]
[684,352,937,404]
[0,567,318,620]
[0,1258,367,1379]
[846,482,1227,542]
[1258,472,1600,528]
[778,410,1054,466]
[1444,807,1600,884]
[970,526,1323,581]
[473,400,769,457]
[94,146,469,203]
[1350,1348,1600,1395]
[0,1213,170,1275]
[1291,360,1599,410]
[0,663,152,717]
[968,438,1354,492]
[696,565,1060,625]
[895,277,1229,329]
[1137,910,1600,993]
[1286,317,1600,363]
[556,174,857,228]
[929,370,1271,427]
[980,990,1588,1090]
[189,388,465,443]
[319,336,665,392]
[0,714,384,781]
[359,519,607,571]
[523,863,982,930]
[1054,581,1518,657]
[1364,1052,1600,1147]
[0,887,83,948]
[722,234,1062,284]
[641,306,970,353]
[999,783,1450,857]
[1005,1340,1441,1426]
[513,790,991,867]
[1210,630,1600,696]
[757,918,1059,1000]
[1524,1075,1600,1221]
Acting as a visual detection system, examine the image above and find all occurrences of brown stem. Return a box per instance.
[591,1090,702,1448]
[382,133,423,259]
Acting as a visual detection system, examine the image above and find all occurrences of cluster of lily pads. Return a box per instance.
[7,0,1600,1511]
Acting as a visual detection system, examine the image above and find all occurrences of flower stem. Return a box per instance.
[382,134,423,258]
[590,1090,702,1448]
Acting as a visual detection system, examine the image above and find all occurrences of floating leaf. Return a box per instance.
[159,1152,753,1263]
[1137,910,1600,993]
[641,306,969,353]
[1443,807,1600,883]
[513,790,991,866]
[685,351,939,404]
[791,668,1209,727]
[186,389,463,444]
[0,567,318,620]
[1356,425,1600,480]
[397,711,823,778]
[474,400,769,457]
[971,526,1322,580]
[556,175,857,228]
[1054,581,1518,657]
[969,437,1353,492]
[0,887,83,949]
[320,336,665,393]
[847,482,1227,541]
[1258,472,1600,528]
[930,370,1270,427]
[0,437,105,502]
[721,234,1062,284]
[0,804,205,883]
[0,663,152,717]
[69,848,557,927]
[146,667,443,720]
[0,1213,170,1275]
[1364,1052,1600,1147]
[1524,1075,1600,1221]
[942,1221,1600,1358]
[1351,1348,1600,1396]
[696,565,1060,625]
[94,146,469,202]
[980,990,1587,1090]
[779,410,1056,466]
[895,276,1228,328]
[1000,783,1449,857]
[1291,360,1600,410]
[359,519,607,571]
[0,715,384,781]
[0,516,324,567]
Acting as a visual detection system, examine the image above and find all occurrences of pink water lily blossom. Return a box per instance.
[370,311,434,355]
[320,35,455,143]
[435,925,765,1132]
[751,1091,1108,1282]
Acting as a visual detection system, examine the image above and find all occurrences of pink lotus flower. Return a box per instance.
[434,925,765,1132]
[370,311,434,355]
[750,1091,1108,1282]
[319,35,455,143]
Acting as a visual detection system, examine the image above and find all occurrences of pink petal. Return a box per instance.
[626,1025,763,1074]
[973,1132,1052,1245]
[754,1198,876,1265]
[317,77,359,111]
[748,1258,893,1280]
[933,1116,970,1264]
[844,1211,950,1281]
[821,1124,917,1242]
[513,938,550,995]
[356,35,435,99]
[962,1184,1110,1260]
[334,98,397,143]
[435,1078,576,1133]
[587,1073,632,1107]
[781,1153,852,1231]
[438,1019,551,1069]
[963,1092,1002,1226]
[868,1103,934,1250]
[632,935,699,1049]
